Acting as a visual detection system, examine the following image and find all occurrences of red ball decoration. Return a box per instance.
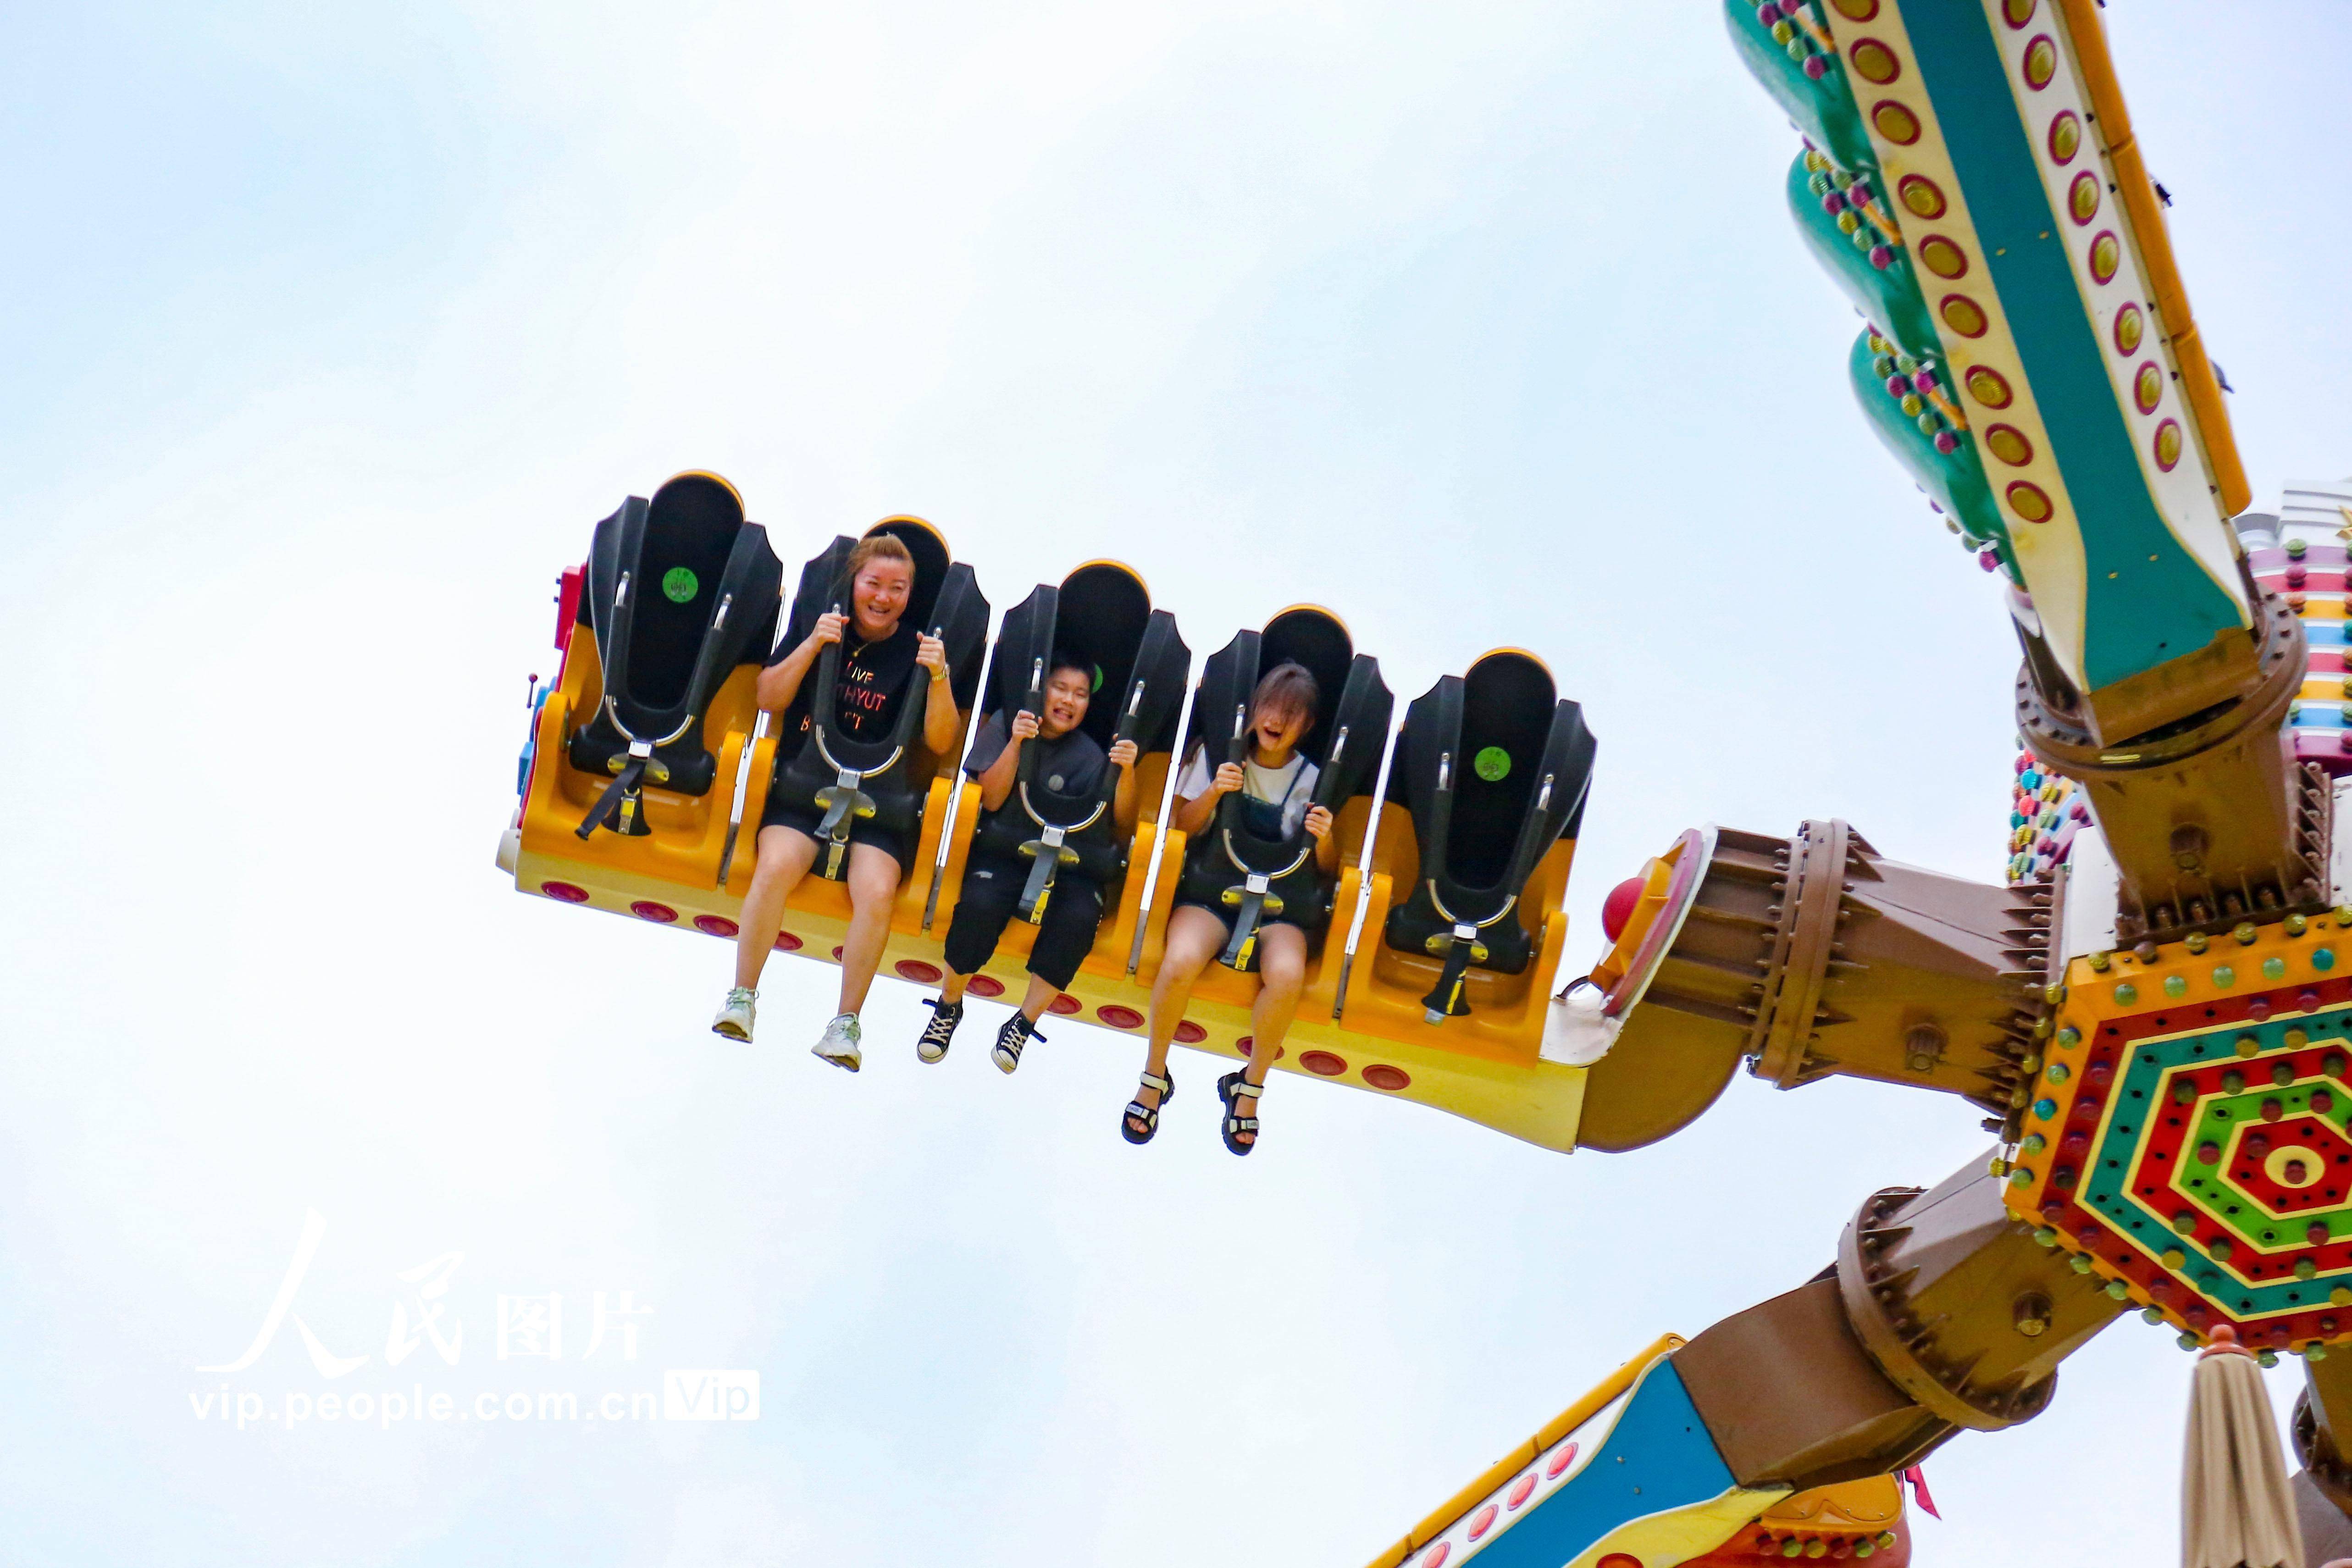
[1601,875,1648,942]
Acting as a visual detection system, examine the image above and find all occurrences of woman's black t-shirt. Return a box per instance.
[769,621,923,754]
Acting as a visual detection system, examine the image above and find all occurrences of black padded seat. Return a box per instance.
[1381,650,1595,1020]
[567,473,783,838]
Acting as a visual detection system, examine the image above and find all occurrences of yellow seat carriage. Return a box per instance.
[498,473,1610,1150]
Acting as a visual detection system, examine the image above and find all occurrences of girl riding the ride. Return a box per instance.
[1123,661,1336,1155]
[917,649,1140,1073]
[712,533,962,1068]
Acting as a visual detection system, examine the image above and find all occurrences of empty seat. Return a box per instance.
[1381,650,1595,1020]
[567,473,783,838]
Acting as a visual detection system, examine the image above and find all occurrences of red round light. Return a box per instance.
[1174,1021,1208,1044]
[773,931,802,952]
[1600,875,1647,941]
[1364,1064,1411,1092]
[1048,994,1082,1015]
[1300,1050,1348,1077]
[1098,1005,1145,1029]
[1596,1556,1644,1568]
[693,914,739,938]
[1506,1474,1537,1510]
[1467,1504,1500,1542]
[896,959,943,984]
[830,946,844,961]
[1547,1441,1579,1477]
[1236,1036,1254,1057]
[541,881,590,903]
[630,900,678,923]
[1423,1546,1450,1568]
[966,975,1005,998]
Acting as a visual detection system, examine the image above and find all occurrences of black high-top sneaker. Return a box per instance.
[916,997,963,1064]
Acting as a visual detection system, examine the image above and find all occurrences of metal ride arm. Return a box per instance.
[1573,817,2051,1153]
[1364,1151,2116,1568]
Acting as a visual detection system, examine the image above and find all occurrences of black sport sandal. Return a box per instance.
[1217,1070,1263,1156]
[1121,1069,1175,1145]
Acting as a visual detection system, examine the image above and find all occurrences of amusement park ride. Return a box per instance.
[493,2,2352,1564]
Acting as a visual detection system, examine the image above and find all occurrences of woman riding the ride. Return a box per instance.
[1123,661,1336,1155]
[711,533,962,1068]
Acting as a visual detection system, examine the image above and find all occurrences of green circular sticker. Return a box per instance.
[1473,746,1511,782]
[661,566,699,604]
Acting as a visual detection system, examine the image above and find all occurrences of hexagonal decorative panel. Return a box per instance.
[2004,916,2352,1352]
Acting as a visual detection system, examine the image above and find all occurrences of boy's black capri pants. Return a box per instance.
[942,853,1105,992]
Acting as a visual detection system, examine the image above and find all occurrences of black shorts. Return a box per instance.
[758,796,913,874]
[943,854,1106,992]
[1170,897,1326,956]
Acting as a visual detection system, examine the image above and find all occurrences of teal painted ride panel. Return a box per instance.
[1721,0,1873,172]
[1845,332,2007,563]
[1786,155,1937,363]
[1901,2,2245,691]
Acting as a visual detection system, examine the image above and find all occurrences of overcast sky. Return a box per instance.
[3,3,2348,1565]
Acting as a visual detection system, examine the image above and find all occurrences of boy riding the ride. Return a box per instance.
[918,650,1140,1072]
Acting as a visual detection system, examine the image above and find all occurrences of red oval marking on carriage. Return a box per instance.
[1364,1064,1411,1092]
[829,946,844,961]
[1422,1545,1449,1568]
[693,914,739,938]
[1506,1473,1537,1510]
[1174,1021,1208,1044]
[772,931,802,952]
[1048,994,1082,1015]
[966,974,1005,998]
[895,959,943,984]
[541,881,590,903]
[1467,1504,1500,1541]
[1547,1441,1579,1477]
[1300,1050,1348,1077]
[1098,1004,1145,1029]
[1236,1035,1255,1056]
[630,900,678,923]
[1597,1555,1644,1568]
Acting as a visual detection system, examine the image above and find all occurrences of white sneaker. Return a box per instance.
[812,1013,863,1072]
[712,987,757,1042]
